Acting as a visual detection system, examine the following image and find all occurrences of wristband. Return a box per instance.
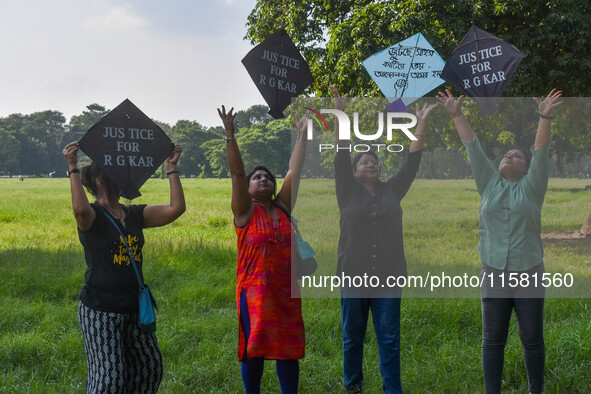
[224,136,236,143]
[66,168,80,177]
[166,170,179,176]
[539,113,555,120]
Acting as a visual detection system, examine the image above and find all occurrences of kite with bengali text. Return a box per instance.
[363,32,446,112]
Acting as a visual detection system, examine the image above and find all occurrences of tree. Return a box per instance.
[23,110,67,175]
[237,119,292,176]
[0,111,67,176]
[247,0,591,97]
[65,104,109,145]
[246,0,591,156]
[201,139,228,178]
[173,120,222,177]
[246,0,591,235]
[0,128,21,176]
[234,104,272,130]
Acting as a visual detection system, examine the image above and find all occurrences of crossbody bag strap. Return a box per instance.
[101,207,144,289]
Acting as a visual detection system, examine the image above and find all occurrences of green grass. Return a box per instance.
[1,177,590,393]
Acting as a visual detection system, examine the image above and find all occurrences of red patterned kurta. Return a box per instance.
[235,203,305,360]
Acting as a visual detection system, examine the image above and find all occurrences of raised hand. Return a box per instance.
[166,144,182,170]
[415,102,439,123]
[329,85,349,111]
[295,114,310,141]
[217,105,237,136]
[437,89,465,117]
[62,141,80,168]
[534,89,563,117]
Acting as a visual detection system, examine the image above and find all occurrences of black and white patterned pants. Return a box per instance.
[79,302,163,393]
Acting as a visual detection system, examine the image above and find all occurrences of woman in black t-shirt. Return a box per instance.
[63,141,186,393]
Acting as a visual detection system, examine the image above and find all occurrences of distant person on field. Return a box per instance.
[331,86,437,394]
[438,89,562,394]
[62,141,186,393]
[218,105,308,394]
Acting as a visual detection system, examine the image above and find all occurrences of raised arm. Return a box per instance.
[437,89,495,194]
[329,86,356,204]
[437,89,474,142]
[218,105,252,227]
[275,115,308,213]
[329,85,349,147]
[533,89,562,149]
[143,144,186,228]
[409,102,438,152]
[63,141,96,231]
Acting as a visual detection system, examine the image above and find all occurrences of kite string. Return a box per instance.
[400,33,421,98]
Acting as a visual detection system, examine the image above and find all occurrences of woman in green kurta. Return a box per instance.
[438,89,562,394]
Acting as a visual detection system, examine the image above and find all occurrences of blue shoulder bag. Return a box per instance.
[103,208,157,334]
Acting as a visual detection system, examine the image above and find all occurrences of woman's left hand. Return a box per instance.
[62,141,80,168]
[166,143,182,171]
[415,102,439,123]
[534,89,563,116]
[295,114,309,142]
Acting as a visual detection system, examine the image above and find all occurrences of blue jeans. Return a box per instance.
[482,297,545,394]
[341,297,402,393]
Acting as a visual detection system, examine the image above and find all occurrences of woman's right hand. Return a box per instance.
[62,141,80,169]
[437,89,465,117]
[217,105,237,137]
[329,85,348,111]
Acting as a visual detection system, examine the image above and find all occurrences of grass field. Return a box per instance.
[1,177,590,393]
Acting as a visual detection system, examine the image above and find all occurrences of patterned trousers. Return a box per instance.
[79,302,163,393]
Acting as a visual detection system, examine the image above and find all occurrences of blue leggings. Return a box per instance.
[240,290,299,394]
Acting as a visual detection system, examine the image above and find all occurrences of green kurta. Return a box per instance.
[462,134,549,271]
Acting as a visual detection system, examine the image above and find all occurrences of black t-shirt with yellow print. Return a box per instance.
[78,203,146,313]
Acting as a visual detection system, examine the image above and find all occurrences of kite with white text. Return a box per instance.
[242,29,314,119]
[79,99,173,199]
[440,25,525,114]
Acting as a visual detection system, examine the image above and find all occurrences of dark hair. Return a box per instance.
[352,151,379,170]
[509,147,532,170]
[246,165,276,196]
[81,162,121,198]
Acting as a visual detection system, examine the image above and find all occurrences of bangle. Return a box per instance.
[167,170,179,176]
[224,136,236,143]
[539,113,555,120]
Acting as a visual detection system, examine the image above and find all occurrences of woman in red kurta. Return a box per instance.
[218,106,308,394]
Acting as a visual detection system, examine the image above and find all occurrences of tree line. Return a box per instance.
[1,99,590,179]
[0,104,290,179]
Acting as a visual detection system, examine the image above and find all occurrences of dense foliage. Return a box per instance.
[246,0,591,176]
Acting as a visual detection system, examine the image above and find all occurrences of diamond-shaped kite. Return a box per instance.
[242,29,314,119]
[79,99,173,199]
[440,25,525,114]
[363,32,446,111]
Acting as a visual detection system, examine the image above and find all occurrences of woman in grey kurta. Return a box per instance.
[438,89,562,394]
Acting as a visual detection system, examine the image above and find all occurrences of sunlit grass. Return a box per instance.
[0,177,590,392]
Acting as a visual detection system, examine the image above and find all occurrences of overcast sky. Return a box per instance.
[0,0,265,128]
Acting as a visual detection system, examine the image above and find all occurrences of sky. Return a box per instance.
[0,0,265,128]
